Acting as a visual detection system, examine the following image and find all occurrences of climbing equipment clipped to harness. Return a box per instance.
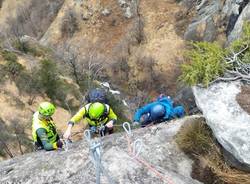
[62,139,72,151]
[89,123,106,137]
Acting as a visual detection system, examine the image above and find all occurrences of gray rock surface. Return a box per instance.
[183,0,221,41]
[228,3,250,43]
[0,116,203,184]
[117,0,137,18]
[101,8,111,16]
[193,82,250,171]
[174,87,199,115]
[183,0,250,42]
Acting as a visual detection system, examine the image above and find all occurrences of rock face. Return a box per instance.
[193,82,250,171]
[228,2,250,43]
[183,0,250,42]
[0,116,202,184]
[183,0,221,42]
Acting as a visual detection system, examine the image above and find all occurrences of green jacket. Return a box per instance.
[70,103,117,127]
[32,111,59,150]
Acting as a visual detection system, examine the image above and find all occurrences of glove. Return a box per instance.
[133,121,140,126]
[90,126,97,133]
[106,121,114,128]
[63,129,71,140]
[56,140,64,149]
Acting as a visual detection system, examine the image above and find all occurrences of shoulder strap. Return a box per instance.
[84,103,91,118]
[104,104,110,116]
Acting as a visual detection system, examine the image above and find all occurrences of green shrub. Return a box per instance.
[13,40,29,53]
[61,9,79,38]
[1,50,17,62]
[4,60,24,77]
[13,40,48,57]
[179,42,227,87]
[37,59,62,100]
[106,92,129,132]
[0,64,7,83]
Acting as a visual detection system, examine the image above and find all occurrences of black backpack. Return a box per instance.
[86,88,108,104]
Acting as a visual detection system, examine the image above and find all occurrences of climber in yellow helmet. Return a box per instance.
[32,102,63,151]
[63,102,117,139]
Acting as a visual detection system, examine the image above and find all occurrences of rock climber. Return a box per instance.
[133,94,185,127]
[32,102,63,151]
[63,102,117,139]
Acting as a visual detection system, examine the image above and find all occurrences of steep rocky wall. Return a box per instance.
[0,116,203,184]
[183,0,250,43]
[0,0,65,39]
[193,82,250,172]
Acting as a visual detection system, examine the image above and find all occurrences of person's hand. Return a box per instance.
[56,139,64,149]
[106,120,114,128]
[133,121,140,126]
[63,128,71,140]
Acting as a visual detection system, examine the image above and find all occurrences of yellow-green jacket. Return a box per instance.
[32,111,59,150]
[69,103,117,126]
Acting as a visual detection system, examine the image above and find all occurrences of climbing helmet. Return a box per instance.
[88,102,106,121]
[38,102,56,117]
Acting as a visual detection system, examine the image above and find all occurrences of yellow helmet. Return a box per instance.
[38,102,55,117]
[88,102,105,120]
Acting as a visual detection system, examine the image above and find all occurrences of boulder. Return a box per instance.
[183,0,250,42]
[183,0,221,41]
[0,116,203,184]
[193,82,250,171]
[228,3,250,43]
[174,87,199,115]
[117,0,137,19]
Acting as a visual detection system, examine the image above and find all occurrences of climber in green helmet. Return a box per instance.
[32,102,64,151]
[63,102,117,139]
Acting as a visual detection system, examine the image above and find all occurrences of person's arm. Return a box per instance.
[105,107,117,128]
[69,107,86,125]
[133,104,152,122]
[36,128,57,151]
[64,107,86,139]
[158,97,173,107]
[161,103,172,120]
[107,107,117,123]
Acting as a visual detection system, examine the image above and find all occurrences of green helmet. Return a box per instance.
[38,102,56,117]
[88,102,105,120]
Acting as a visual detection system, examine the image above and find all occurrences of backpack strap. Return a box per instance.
[84,103,91,119]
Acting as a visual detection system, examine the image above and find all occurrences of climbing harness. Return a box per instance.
[89,124,106,137]
[122,122,175,184]
[84,129,114,184]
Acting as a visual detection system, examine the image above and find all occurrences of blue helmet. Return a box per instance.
[150,104,165,120]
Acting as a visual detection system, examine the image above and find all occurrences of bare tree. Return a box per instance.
[0,118,14,158]
[211,45,250,85]
[59,43,106,91]
[59,43,82,85]
[83,47,106,89]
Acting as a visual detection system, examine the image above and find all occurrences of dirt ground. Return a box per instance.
[237,85,250,115]
[128,0,189,95]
